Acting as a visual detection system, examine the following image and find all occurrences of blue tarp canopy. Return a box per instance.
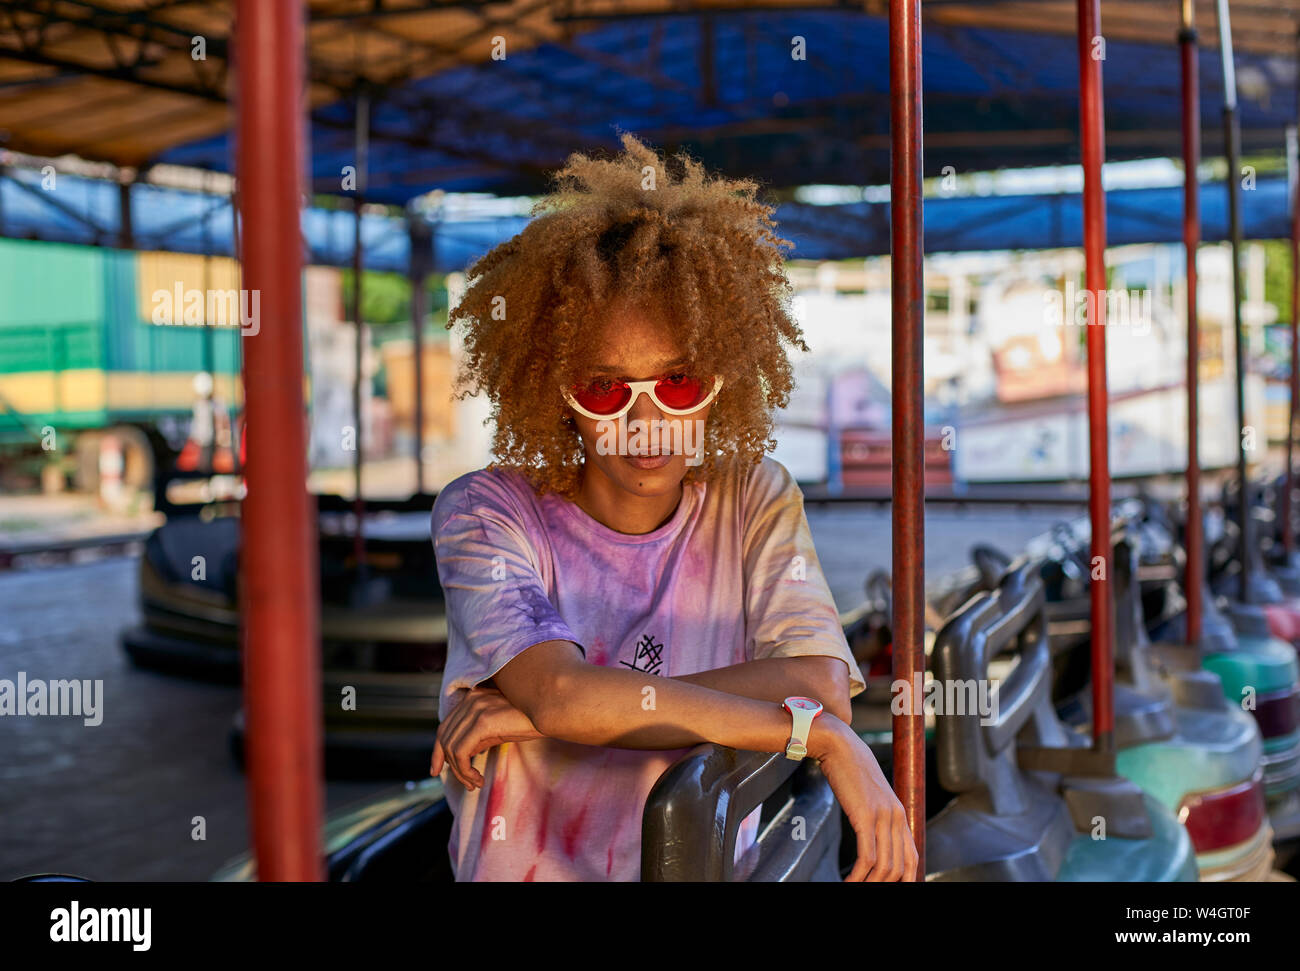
[782,174,1295,258]
[0,167,526,273]
[1,163,1291,270]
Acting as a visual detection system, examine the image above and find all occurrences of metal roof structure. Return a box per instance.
[2,1,1298,204]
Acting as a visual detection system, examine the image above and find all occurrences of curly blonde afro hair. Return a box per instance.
[447,133,808,498]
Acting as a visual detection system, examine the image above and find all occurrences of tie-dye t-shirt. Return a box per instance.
[430,456,866,881]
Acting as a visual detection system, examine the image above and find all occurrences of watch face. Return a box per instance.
[786,697,821,712]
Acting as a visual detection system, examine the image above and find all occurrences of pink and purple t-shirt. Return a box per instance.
[430,456,865,881]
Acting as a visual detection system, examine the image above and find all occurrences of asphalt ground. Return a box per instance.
[0,503,1070,881]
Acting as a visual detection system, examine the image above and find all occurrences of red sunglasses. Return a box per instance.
[563,372,723,420]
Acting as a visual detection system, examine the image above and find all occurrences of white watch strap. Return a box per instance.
[785,703,817,760]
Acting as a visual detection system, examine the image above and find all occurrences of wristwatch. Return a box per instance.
[782,696,824,761]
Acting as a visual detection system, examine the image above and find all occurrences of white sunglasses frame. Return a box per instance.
[562,374,724,422]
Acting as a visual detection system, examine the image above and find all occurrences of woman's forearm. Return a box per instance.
[670,655,853,722]
[533,661,845,757]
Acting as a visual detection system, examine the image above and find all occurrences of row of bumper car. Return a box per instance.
[119,484,1300,880]
[843,492,1297,881]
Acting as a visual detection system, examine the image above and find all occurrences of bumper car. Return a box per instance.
[840,567,984,821]
[962,515,1275,880]
[1105,534,1273,881]
[211,744,845,882]
[925,560,1196,881]
[120,504,447,777]
[1215,479,1300,650]
[1093,502,1300,856]
[1258,472,1300,595]
[1190,502,1300,844]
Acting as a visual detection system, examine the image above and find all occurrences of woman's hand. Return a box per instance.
[430,685,545,790]
[808,716,920,882]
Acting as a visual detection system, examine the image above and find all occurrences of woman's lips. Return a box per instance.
[623,452,674,470]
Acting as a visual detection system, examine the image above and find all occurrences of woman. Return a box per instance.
[430,135,917,882]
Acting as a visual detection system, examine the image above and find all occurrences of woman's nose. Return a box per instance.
[627,386,664,423]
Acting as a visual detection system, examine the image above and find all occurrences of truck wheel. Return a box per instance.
[91,425,156,514]
[111,425,155,496]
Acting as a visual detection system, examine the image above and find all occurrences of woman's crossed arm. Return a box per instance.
[430,640,915,881]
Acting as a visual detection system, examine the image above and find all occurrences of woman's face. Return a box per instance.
[567,303,715,501]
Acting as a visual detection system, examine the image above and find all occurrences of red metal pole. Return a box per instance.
[889,0,925,877]
[1181,0,1203,645]
[234,0,324,881]
[1077,0,1114,752]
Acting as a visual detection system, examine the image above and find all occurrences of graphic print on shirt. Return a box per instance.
[619,632,665,676]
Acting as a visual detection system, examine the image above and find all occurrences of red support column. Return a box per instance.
[1181,1,1203,645]
[889,0,925,877]
[234,0,324,881]
[1077,0,1114,752]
